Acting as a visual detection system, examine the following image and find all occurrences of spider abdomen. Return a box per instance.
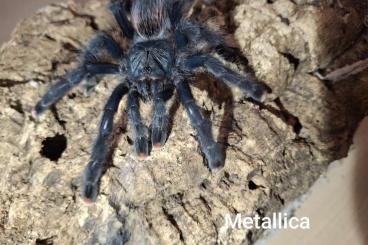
[131,0,170,38]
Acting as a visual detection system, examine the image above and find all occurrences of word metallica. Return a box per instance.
[224,213,310,230]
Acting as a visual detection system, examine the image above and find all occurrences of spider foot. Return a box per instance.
[246,82,269,102]
[31,108,41,121]
[82,181,98,203]
[206,143,225,170]
[151,117,169,149]
[33,101,49,117]
[152,127,168,149]
[135,136,150,160]
[84,86,95,97]
[83,76,97,97]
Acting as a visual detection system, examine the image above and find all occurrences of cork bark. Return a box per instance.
[0,0,367,244]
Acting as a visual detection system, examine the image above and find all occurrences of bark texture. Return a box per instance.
[0,0,367,244]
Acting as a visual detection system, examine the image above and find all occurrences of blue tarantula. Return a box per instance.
[34,0,268,202]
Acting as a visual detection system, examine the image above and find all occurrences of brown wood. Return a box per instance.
[0,0,367,244]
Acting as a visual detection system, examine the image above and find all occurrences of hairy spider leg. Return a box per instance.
[151,80,170,148]
[82,82,128,202]
[82,32,125,93]
[84,32,125,61]
[174,76,224,169]
[177,21,224,48]
[176,21,242,63]
[184,54,267,102]
[34,33,124,115]
[168,0,195,27]
[34,68,85,115]
[109,0,134,39]
[128,90,150,159]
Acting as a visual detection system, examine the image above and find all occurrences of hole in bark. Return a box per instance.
[40,134,67,161]
[278,15,290,25]
[62,42,79,52]
[9,100,24,114]
[256,208,265,217]
[36,236,54,245]
[248,180,259,190]
[246,230,254,243]
[126,136,133,145]
[274,98,303,135]
[280,52,300,70]
[67,93,77,99]
[200,179,211,190]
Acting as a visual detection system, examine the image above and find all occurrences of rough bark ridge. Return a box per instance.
[0,0,367,244]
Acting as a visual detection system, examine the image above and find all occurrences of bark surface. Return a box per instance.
[0,0,367,244]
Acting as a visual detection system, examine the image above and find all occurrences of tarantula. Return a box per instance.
[34,0,268,202]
